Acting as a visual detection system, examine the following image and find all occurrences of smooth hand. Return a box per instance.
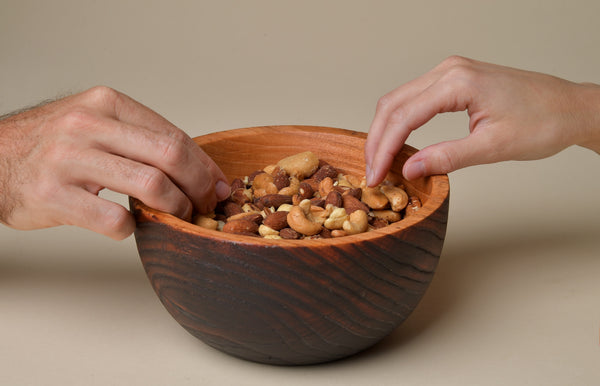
[365,56,600,186]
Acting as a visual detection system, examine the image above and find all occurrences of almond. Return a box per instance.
[255,194,293,209]
[279,227,301,239]
[342,195,369,214]
[263,211,289,231]
[312,164,338,182]
[222,219,260,235]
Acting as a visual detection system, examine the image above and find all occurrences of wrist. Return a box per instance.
[573,82,600,154]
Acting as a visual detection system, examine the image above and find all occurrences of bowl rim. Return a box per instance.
[131,125,450,247]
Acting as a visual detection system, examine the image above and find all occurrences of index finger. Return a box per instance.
[367,70,474,186]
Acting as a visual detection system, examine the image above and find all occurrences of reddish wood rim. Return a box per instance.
[131,125,450,247]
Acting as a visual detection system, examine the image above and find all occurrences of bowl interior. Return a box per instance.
[194,125,442,212]
[133,125,449,245]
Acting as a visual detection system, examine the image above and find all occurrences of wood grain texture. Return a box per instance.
[130,126,449,365]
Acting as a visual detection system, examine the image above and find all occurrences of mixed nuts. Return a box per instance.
[191,151,421,239]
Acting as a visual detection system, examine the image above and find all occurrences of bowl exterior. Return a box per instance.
[131,125,449,365]
[132,197,448,365]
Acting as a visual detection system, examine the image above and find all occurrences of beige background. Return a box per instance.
[1,1,599,385]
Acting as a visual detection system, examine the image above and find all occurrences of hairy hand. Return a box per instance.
[365,56,600,186]
[0,86,229,239]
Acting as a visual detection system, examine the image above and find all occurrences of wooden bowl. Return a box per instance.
[130,125,449,365]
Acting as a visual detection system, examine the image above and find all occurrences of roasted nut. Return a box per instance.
[230,188,252,205]
[277,151,320,179]
[361,185,389,210]
[230,178,246,190]
[344,174,363,188]
[342,187,362,200]
[301,178,320,192]
[222,201,244,218]
[277,203,294,212]
[258,224,279,237]
[193,215,219,230]
[405,196,422,217]
[369,217,389,229]
[252,172,278,197]
[324,206,348,230]
[319,227,333,238]
[198,150,418,239]
[280,227,301,239]
[297,182,314,200]
[331,229,348,238]
[227,212,263,224]
[342,194,369,214]
[287,200,322,236]
[223,219,260,235]
[342,209,369,235]
[310,204,333,225]
[312,164,338,182]
[278,176,300,196]
[318,177,334,198]
[372,210,401,223]
[324,190,343,208]
[263,211,289,231]
[256,194,293,209]
[272,167,290,190]
[263,164,278,175]
[380,184,409,212]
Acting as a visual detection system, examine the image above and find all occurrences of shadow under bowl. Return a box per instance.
[130,125,450,365]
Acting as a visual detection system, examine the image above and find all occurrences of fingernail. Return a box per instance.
[404,161,425,180]
[215,180,231,202]
[365,163,373,186]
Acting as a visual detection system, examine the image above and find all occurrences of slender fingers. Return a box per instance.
[365,71,442,168]
[366,70,474,185]
[401,131,497,180]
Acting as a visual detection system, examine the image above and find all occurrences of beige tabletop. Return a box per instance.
[1,1,599,385]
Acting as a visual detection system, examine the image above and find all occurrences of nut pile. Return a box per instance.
[192,151,421,239]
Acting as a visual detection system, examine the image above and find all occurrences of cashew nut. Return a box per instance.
[342,209,369,235]
[344,174,364,188]
[372,210,401,223]
[360,185,389,210]
[318,177,334,198]
[252,172,278,197]
[310,204,333,225]
[193,214,219,230]
[258,224,280,237]
[324,206,348,230]
[278,176,300,195]
[286,199,322,236]
[276,203,294,212]
[380,184,409,212]
[277,151,320,179]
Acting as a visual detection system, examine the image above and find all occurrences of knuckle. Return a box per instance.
[159,131,190,167]
[375,93,395,113]
[387,106,407,125]
[137,167,170,195]
[85,85,119,105]
[441,55,471,68]
[102,205,134,240]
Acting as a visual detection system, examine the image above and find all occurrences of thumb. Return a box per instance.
[402,134,495,179]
